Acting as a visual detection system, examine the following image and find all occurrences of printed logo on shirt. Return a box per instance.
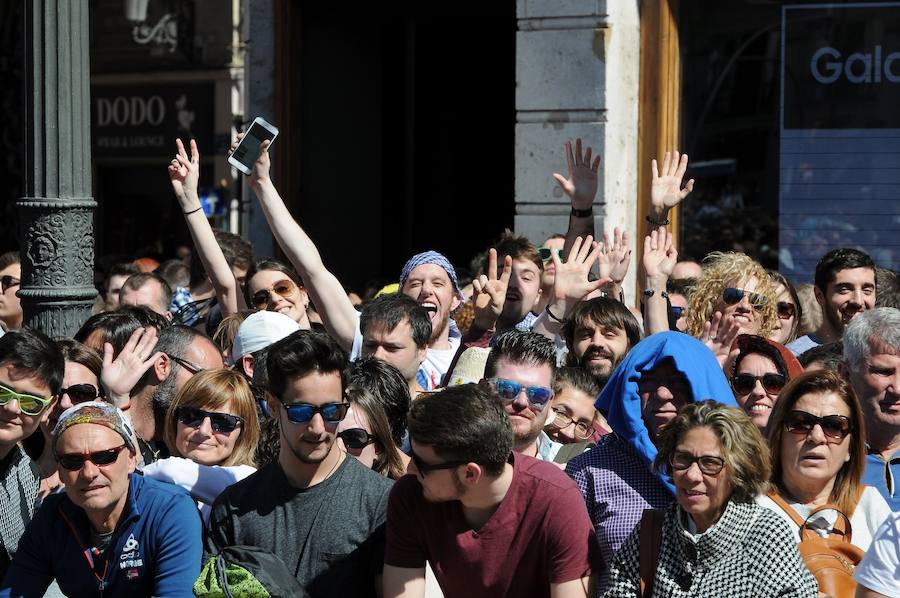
[119,533,144,571]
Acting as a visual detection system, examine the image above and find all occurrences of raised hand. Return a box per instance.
[598,227,632,285]
[550,235,609,309]
[472,248,512,331]
[701,311,741,367]
[642,226,677,281]
[229,134,271,187]
[101,327,165,410]
[552,139,601,211]
[168,138,200,203]
[650,151,695,215]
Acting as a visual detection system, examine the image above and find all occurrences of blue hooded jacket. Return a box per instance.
[596,332,736,494]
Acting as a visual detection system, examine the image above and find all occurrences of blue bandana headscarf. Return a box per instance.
[596,331,736,494]
[398,251,463,300]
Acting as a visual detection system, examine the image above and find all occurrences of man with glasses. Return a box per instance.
[0,328,63,579]
[0,402,201,596]
[0,252,22,333]
[787,247,876,355]
[564,332,735,593]
[206,331,392,596]
[383,384,594,598]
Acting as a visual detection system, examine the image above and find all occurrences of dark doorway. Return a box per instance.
[290,4,516,295]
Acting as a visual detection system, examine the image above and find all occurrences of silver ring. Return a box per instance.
[709,336,717,341]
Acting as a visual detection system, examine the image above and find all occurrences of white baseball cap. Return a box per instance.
[231,311,301,361]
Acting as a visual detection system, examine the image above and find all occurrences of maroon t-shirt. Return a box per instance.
[385,453,594,597]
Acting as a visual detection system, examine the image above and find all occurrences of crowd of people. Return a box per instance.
[0,133,897,597]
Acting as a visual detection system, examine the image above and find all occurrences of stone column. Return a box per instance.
[18,0,96,337]
[515,0,641,302]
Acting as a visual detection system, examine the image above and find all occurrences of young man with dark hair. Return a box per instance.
[787,247,876,355]
[797,341,843,372]
[359,293,431,396]
[562,296,643,386]
[0,328,64,578]
[206,331,393,596]
[383,383,594,598]
[119,272,174,320]
[481,330,561,460]
[104,262,141,310]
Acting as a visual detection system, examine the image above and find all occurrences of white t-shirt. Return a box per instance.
[755,486,891,551]
[855,510,900,595]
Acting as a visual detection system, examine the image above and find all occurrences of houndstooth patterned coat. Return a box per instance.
[603,500,818,597]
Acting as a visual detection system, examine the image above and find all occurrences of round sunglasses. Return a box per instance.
[56,445,128,471]
[722,287,767,309]
[784,410,852,443]
[176,405,244,434]
[251,279,298,309]
[730,372,786,395]
[338,427,376,450]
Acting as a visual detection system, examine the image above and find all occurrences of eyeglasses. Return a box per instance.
[410,449,468,476]
[537,246,564,262]
[58,384,102,404]
[486,378,553,411]
[0,276,19,293]
[0,382,53,416]
[279,401,349,425]
[56,445,128,471]
[251,279,297,309]
[777,302,796,320]
[784,410,852,442]
[730,373,786,395]
[670,451,726,475]
[722,287,767,309]
[176,405,244,434]
[548,408,593,440]
[338,427,376,450]
[166,354,205,375]
[670,306,685,318]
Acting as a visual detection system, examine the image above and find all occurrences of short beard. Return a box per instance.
[512,419,543,451]
[578,350,621,387]
[281,424,335,465]
[151,372,179,410]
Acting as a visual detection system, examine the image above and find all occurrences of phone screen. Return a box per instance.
[232,122,276,168]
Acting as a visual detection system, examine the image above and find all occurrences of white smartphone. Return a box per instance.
[228,117,279,175]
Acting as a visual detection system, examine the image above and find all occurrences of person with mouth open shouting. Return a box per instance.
[565,332,735,594]
[787,248,876,356]
[844,307,900,510]
[230,133,462,391]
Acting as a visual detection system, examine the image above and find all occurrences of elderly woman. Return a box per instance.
[757,370,890,551]
[603,401,817,597]
[143,368,259,522]
[767,270,803,345]
[686,252,778,340]
[729,334,803,431]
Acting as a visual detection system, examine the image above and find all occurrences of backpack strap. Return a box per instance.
[639,509,664,598]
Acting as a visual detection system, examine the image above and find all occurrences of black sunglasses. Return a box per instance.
[176,405,244,434]
[58,383,102,404]
[56,445,128,471]
[731,373,786,395]
[722,287,767,309]
[777,302,796,320]
[670,451,726,476]
[784,410,852,443]
[166,354,205,375]
[410,449,467,476]
[279,401,349,425]
[338,427,376,450]
[0,275,19,293]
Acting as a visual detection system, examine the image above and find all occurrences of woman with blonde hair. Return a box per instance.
[686,252,778,342]
[143,368,260,522]
[603,401,817,597]
[758,370,890,551]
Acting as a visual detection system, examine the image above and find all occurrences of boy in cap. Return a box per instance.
[0,402,202,597]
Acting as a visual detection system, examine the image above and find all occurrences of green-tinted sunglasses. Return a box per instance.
[0,382,53,416]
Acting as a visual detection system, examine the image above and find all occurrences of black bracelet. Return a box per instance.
[571,206,593,218]
[645,215,669,226]
[545,304,566,323]
[183,206,203,216]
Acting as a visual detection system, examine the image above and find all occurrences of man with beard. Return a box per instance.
[232,135,461,389]
[107,325,223,464]
[206,331,392,596]
[479,331,561,460]
[562,297,642,387]
[844,308,900,509]
[787,248,876,355]
[383,384,594,598]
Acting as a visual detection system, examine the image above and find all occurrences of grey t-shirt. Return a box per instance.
[786,333,821,356]
[205,455,393,597]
